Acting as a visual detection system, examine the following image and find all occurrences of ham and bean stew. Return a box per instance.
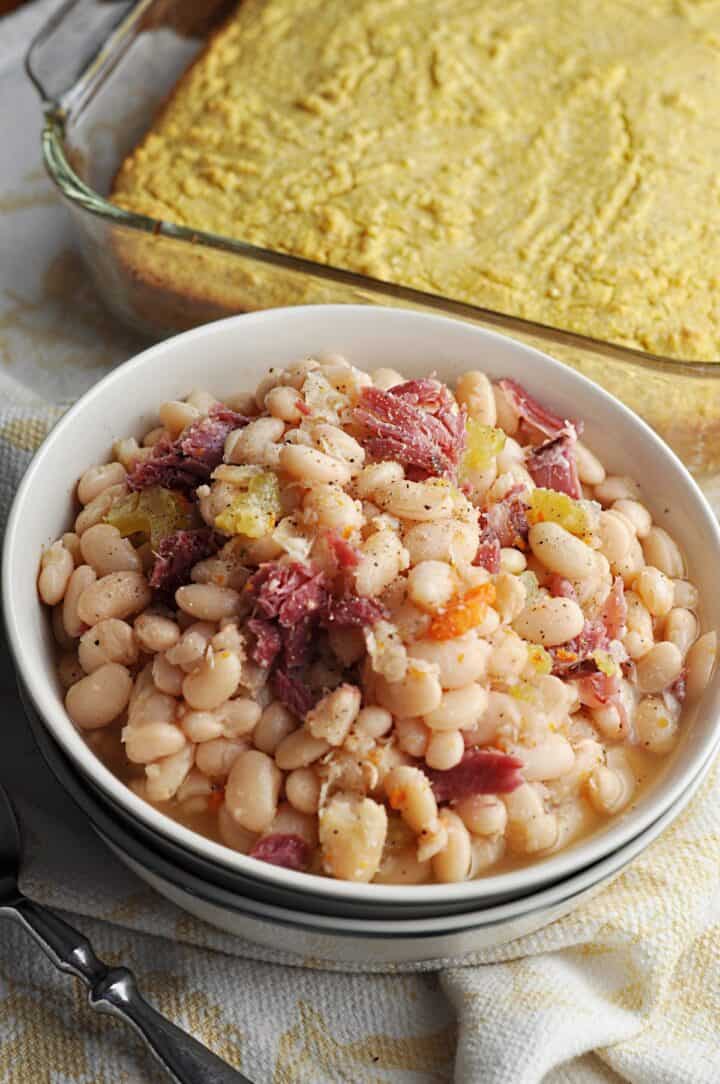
[38,358,717,884]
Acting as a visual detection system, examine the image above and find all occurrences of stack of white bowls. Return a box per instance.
[5,307,720,967]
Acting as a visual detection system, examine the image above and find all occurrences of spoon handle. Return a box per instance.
[3,895,253,1084]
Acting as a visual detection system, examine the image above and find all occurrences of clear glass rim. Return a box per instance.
[31,0,720,378]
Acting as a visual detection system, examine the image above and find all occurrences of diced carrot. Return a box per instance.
[208,789,225,812]
[427,583,497,641]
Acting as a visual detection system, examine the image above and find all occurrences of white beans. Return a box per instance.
[165,622,215,672]
[74,483,127,535]
[175,584,242,622]
[355,529,409,597]
[505,784,558,854]
[634,566,674,618]
[65,663,132,729]
[354,461,404,500]
[431,810,471,883]
[39,360,719,887]
[373,479,455,521]
[264,385,304,422]
[635,641,683,694]
[145,745,193,802]
[275,728,330,770]
[408,634,490,689]
[225,750,282,833]
[181,709,224,743]
[635,696,678,754]
[195,737,247,779]
[355,706,393,739]
[424,683,488,732]
[455,371,497,425]
[63,565,97,638]
[529,522,596,580]
[285,768,321,814]
[220,698,261,738]
[642,527,684,578]
[124,721,186,764]
[306,684,361,745]
[158,399,200,437]
[456,795,507,837]
[407,561,458,613]
[384,766,438,835]
[594,475,641,506]
[403,519,479,567]
[78,619,137,672]
[152,653,184,696]
[395,717,430,756]
[318,793,387,883]
[596,512,633,569]
[77,462,126,506]
[77,571,152,626]
[38,541,74,606]
[623,591,654,660]
[425,729,464,770]
[672,579,699,610]
[573,441,606,485]
[182,649,241,711]
[375,660,443,718]
[313,423,365,473]
[227,416,285,467]
[279,443,352,485]
[512,596,585,646]
[303,483,363,531]
[509,734,575,782]
[663,607,698,657]
[80,523,142,576]
[587,748,635,815]
[686,631,717,702]
[613,499,651,538]
[134,612,180,654]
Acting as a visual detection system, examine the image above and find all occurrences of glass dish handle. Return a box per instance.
[26,0,136,109]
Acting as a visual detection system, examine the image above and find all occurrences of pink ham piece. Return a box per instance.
[128,404,248,495]
[601,577,627,640]
[526,434,582,499]
[498,379,578,441]
[353,384,466,480]
[272,666,316,718]
[474,537,501,574]
[325,529,361,570]
[474,486,529,569]
[249,833,310,871]
[148,528,218,594]
[323,594,387,628]
[576,670,622,709]
[247,617,282,669]
[248,562,330,627]
[547,575,578,600]
[550,619,608,675]
[427,749,524,802]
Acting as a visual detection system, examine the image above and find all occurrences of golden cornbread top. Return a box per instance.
[112,0,720,360]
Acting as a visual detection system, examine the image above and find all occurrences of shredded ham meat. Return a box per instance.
[129,404,248,495]
[427,749,524,801]
[353,384,466,480]
[148,528,218,594]
[249,833,309,870]
[526,433,582,499]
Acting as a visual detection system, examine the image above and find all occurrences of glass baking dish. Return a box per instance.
[27,0,720,480]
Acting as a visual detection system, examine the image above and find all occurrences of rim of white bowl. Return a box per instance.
[4,304,720,908]
[93,741,716,938]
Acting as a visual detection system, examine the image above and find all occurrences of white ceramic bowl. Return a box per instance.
[4,305,720,917]
[24,688,713,966]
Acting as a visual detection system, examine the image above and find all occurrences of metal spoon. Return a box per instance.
[0,782,254,1084]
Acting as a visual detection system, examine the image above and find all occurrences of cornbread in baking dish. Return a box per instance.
[112,0,720,359]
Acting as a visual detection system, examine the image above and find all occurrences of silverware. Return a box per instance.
[0,783,254,1084]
